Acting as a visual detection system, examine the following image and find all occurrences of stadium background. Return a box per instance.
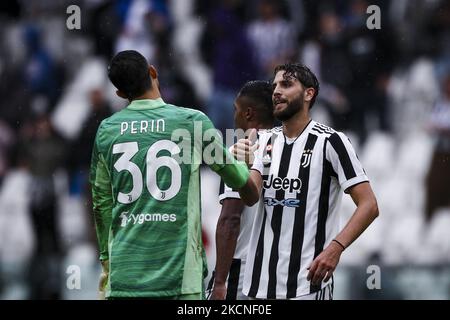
[0,0,449,299]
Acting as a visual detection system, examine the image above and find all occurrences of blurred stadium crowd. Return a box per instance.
[0,0,449,299]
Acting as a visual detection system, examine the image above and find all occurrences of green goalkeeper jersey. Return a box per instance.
[90,98,249,298]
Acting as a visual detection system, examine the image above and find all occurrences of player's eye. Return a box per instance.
[281,80,291,88]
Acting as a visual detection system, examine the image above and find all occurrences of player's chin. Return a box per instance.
[274,104,288,118]
[274,102,287,111]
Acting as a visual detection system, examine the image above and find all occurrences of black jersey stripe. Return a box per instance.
[316,123,334,132]
[286,134,318,298]
[248,207,268,297]
[328,132,357,180]
[267,142,294,299]
[262,134,278,170]
[330,275,334,300]
[219,179,225,195]
[206,270,215,299]
[316,122,334,131]
[312,125,334,135]
[226,259,241,300]
[310,139,333,294]
[311,127,325,134]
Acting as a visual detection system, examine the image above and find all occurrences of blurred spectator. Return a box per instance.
[69,89,111,247]
[425,74,450,222]
[69,89,111,195]
[428,0,450,79]
[23,25,62,108]
[247,0,296,78]
[19,113,66,299]
[0,120,15,187]
[0,12,29,129]
[302,1,394,144]
[389,0,441,61]
[201,0,257,133]
[86,0,122,58]
[115,0,156,61]
[158,55,201,109]
[301,9,352,131]
[343,0,393,144]
[146,0,172,49]
[145,1,198,108]
[0,0,21,19]
[0,58,31,130]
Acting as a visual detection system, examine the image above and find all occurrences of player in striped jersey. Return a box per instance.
[231,63,379,300]
[207,80,275,300]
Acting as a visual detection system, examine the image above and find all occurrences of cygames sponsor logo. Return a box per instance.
[120,212,177,227]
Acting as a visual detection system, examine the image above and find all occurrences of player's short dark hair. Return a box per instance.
[238,80,274,126]
[274,63,320,109]
[108,50,152,100]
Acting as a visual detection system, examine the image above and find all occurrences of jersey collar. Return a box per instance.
[127,98,166,110]
[282,119,314,144]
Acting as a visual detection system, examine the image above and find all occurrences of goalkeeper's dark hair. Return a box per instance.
[238,80,274,126]
[108,50,152,100]
[274,63,320,109]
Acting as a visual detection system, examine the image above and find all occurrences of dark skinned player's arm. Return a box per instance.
[211,170,262,299]
[213,198,245,288]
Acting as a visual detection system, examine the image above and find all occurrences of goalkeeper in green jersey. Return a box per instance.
[90,50,259,299]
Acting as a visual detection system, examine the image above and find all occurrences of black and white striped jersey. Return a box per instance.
[205,185,256,300]
[243,120,369,299]
[212,130,266,300]
[219,182,257,262]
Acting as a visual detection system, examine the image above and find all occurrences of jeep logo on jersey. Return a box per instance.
[264,197,300,207]
[263,175,302,193]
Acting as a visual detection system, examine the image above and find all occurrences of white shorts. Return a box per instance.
[290,284,334,300]
[247,283,334,300]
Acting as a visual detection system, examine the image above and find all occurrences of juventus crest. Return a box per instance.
[301,149,313,168]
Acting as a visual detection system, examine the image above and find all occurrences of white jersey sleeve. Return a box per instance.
[218,179,241,204]
[326,131,369,192]
[251,130,274,175]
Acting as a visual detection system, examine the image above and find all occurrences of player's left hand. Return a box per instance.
[210,283,227,300]
[230,129,258,166]
[307,241,343,285]
[98,260,109,300]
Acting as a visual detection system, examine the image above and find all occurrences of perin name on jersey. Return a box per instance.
[120,119,166,135]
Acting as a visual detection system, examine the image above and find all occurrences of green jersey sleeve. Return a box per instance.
[90,125,113,261]
[196,112,249,190]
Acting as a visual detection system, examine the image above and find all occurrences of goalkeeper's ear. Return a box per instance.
[115,90,127,99]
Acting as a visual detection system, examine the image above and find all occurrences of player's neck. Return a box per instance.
[247,122,272,131]
[130,90,161,102]
[282,110,311,139]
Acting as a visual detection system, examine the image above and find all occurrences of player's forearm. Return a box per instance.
[93,209,112,260]
[238,170,262,206]
[335,196,378,249]
[92,188,113,260]
[91,152,114,260]
[214,201,244,285]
